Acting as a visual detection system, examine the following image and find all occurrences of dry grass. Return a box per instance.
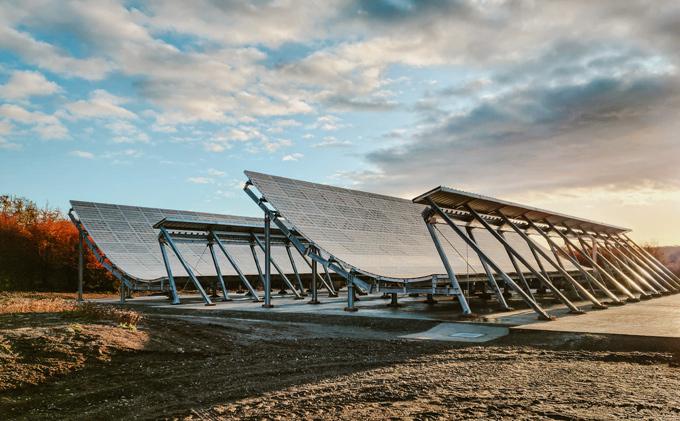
[0,292,141,327]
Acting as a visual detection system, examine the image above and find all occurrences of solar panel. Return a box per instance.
[70,200,310,282]
[244,171,573,280]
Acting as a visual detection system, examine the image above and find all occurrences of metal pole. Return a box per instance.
[207,240,231,301]
[286,243,306,295]
[345,271,358,312]
[466,226,510,310]
[498,229,535,300]
[465,205,580,313]
[574,233,648,298]
[309,246,320,304]
[608,234,678,291]
[212,233,260,301]
[249,243,265,291]
[323,265,338,297]
[263,214,273,308]
[424,220,471,314]
[251,234,302,299]
[78,229,84,303]
[159,228,214,306]
[425,200,551,320]
[295,246,336,294]
[620,234,680,289]
[544,221,637,301]
[158,238,180,305]
[594,233,663,294]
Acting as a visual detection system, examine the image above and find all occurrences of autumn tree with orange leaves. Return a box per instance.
[0,195,113,291]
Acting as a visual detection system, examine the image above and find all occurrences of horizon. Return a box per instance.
[1,1,679,246]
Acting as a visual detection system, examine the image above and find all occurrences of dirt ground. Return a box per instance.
[1,294,680,420]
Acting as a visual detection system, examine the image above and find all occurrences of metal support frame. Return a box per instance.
[345,270,358,312]
[211,232,260,301]
[494,213,605,310]
[425,199,552,320]
[424,218,471,314]
[77,229,84,302]
[309,246,320,304]
[158,227,214,306]
[244,182,370,295]
[611,234,680,291]
[285,243,306,295]
[523,218,623,305]
[543,221,636,301]
[593,233,663,294]
[262,214,273,307]
[621,234,680,288]
[207,241,230,301]
[249,243,265,290]
[464,206,586,313]
[251,233,302,299]
[296,247,335,294]
[158,237,180,305]
[322,264,338,297]
[465,226,510,310]
[498,229,535,300]
[573,231,648,298]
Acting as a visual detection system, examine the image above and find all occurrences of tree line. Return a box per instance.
[0,195,113,292]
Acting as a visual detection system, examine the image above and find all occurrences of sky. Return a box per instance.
[1,0,679,245]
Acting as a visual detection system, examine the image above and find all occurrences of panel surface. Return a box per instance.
[71,200,309,281]
[245,171,574,280]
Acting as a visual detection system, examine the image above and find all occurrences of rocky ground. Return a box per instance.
[1,293,680,420]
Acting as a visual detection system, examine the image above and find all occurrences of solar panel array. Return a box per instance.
[71,200,309,282]
[245,171,574,280]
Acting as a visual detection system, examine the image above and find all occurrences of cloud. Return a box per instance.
[207,168,226,177]
[70,150,95,159]
[63,90,137,120]
[0,104,68,139]
[0,137,20,150]
[312,136,352,148]
[0,70,61,99]
[187,176,214,184]
[282,152,304,161]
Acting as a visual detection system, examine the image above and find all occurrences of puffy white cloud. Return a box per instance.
[63,90,137,120]
[0,70,61,99]
[282,152,304,161]
[70,150,95,159]
[0,104,68,139]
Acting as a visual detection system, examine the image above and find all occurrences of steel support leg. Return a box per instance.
[207,241,231,302]
[213,233,260,301]
[158,238,180,305]
[78,229,84,303]
[323,265,338,297]
[575,233,647,298]
[424,221,471,314]
[309,246,320,304]
[498,229,535,300]
[426,200,551,320]
[619,234,680,289]
[345,271,358,312]
[249,243,265,292]
[286,243,306,295]
[463,205,585,312]
[252,234,302,299]
[544,221,636,301]
[595,234,662,294]
[466,226,510,310]
[526,219,618,303]
[609,234,678,291]
[263,214,273,308]
[159,228,213,306]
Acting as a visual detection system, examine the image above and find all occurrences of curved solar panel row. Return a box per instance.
[70,200,309,282]
[245,171,575,280]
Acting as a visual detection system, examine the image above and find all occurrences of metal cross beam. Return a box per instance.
[465,205,580,313]
[423,218,471,314]
[425,198,552,320]
[158,227,214,306]
[543,221,637,301]
[619,234,680,289]
[251,233,302,299]
[465,225,510,310]
[207,240,231,301]
[211,231,260,301]
[524,218,623,304]
[608,234,679,291]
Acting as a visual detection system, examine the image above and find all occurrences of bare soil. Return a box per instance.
[1,296,680,420]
